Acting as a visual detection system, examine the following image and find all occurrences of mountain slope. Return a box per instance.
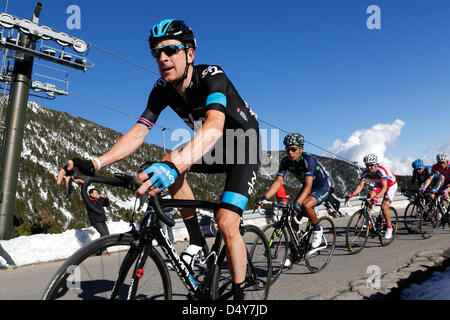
[0,98,410,236]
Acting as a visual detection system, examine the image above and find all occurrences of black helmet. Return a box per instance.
[283,133,304,147]
[148,19,196,50]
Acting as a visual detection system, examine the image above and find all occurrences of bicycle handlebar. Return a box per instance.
[70,167,176,227]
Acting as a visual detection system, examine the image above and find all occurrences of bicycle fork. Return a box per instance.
[109,238,141,300]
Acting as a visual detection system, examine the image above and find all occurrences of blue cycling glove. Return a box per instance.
[143,161,180,190]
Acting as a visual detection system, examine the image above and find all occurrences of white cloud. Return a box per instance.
[327,119,413,175]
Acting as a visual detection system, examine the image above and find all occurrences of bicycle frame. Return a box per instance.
[269,206,313,261]
[129,198,223,300]
[359,202,380,235]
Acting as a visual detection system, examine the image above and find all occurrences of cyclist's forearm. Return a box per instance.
[265,178,283,199]
[170,111,224,173]
[375,188,387,199]
[422,176,432,190]
[96,124,147,169]
[351,184,364,196]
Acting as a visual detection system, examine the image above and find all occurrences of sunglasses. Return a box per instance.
[286,147,300,152]
[366,163,376,168]
[151,44,188,59]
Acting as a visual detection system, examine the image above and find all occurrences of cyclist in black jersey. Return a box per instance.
[257,133,330,265]
[57,19,260,300]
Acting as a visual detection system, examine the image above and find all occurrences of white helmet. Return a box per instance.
[363,153,378,165]
[436,153,449,162]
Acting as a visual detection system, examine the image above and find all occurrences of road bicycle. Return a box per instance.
[402,189,429,235]
[42,168,272,300]
[345,197,398,254]
[402,189,450,239]
[258,200,336,285]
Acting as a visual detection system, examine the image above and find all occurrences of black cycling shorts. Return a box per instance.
[189,133,261,216]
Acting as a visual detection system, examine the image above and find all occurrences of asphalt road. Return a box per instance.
[0,207,449,300]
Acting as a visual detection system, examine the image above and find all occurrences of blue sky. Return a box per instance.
[2,0,449,174]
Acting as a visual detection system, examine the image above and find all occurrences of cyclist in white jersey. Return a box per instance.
[345,154,398,239]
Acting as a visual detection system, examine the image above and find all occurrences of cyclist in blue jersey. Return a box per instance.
[58,19,260,300]
[410,159,438,203]
[257,134,330,258]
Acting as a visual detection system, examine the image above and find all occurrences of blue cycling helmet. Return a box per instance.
[148,19,196,50]
[412,159,424,170]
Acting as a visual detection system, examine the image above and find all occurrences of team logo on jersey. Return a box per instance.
[236,107,248,122]
[201,65,223,78]
[155,78,167,88]
[248,171,257,195]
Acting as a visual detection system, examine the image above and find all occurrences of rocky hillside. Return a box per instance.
[0,98,410,236]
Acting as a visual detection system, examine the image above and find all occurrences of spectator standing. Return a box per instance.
[86,188,110,239]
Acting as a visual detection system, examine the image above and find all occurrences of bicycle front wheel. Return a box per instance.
[211,224,271,300]
[403,202,421,234]
[263,223,289,284]
[42,233,172,300]
[305,216,336,273]
[345,209,369,254]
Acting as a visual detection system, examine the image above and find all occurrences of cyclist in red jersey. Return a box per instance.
[422,153,450,205]
[275,182,289,204]
[345,154,398,240]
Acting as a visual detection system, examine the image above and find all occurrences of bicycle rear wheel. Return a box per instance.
[305,216,336,273]
[263,223,289,284]
[211,224,271,300]
[345,209,369,254]
[419,206,438,239]
[403,202,421,234]
[41,233,171,300]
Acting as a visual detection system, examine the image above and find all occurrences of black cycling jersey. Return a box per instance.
[277,153,330,205]
[411,166,432,187]
[139,64,258,132]
[138,64,260,215]
[277,153,329,187]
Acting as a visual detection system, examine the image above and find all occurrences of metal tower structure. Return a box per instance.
[0,2,93,239]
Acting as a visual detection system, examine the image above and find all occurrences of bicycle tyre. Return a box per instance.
[211,224,271,300]
[419,205,438,239]
[403,202,421,234]
[345,209,369,254]
[379,206,398,246]
[305,216,336,273]
[262,223,289,284]
[41,233,172,300]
